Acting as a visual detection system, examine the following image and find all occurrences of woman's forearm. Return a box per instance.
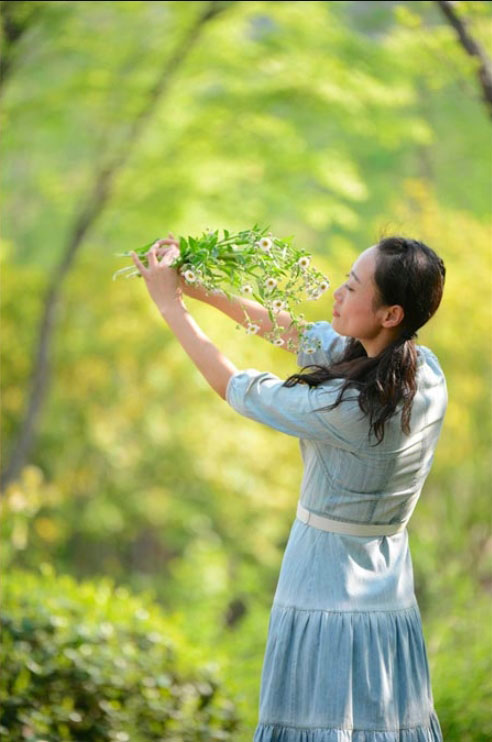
[160,298,238,400]
[183,282,300,351]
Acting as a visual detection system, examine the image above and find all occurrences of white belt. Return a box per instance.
[296,501,407,537]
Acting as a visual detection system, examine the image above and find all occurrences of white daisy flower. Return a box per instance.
[241,284,253,295]
[265,276,277,290]
[273,337,285,346]
[246,323,260,334]
[258,237,273,251]
[305,347,317,355]
[318,280,330,292]
[183,269,197,282]
[298,256,311,269]
[272,299,286,312]
[307,289,323,300]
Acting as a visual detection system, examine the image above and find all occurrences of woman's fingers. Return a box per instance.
[145,243,180,265]
[151,235,178,248]
[162,233,179,246]
[147,245,159,268]
[131,251,147,275]
[135,235,179,272]
[131,234,179,280]
[145,240,178,261]
[151,244,180,260]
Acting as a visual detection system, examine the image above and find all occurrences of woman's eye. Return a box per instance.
[344,273,354,291]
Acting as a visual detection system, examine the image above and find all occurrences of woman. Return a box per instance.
[131,234,447,741]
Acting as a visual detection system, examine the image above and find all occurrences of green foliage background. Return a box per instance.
[1,1,491,739]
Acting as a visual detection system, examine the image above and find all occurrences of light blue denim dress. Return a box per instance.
[225,321,448,741]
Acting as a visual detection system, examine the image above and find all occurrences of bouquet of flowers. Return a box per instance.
[112,225,328,353]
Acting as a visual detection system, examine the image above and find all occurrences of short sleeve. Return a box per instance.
[225,368,364,449]
[297,321,349,368]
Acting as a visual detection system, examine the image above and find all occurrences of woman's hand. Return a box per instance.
[131,233,184,314]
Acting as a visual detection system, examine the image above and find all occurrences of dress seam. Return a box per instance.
[272,601,419,615]
[258,715,439,732]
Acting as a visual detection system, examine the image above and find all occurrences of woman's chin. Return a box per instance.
[332,316,349,337]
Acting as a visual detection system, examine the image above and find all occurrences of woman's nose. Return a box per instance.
[333,285,343,301]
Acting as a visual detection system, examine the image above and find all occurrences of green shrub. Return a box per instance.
[0,567,239,741]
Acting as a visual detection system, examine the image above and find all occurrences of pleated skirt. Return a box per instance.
[253,516,443,742]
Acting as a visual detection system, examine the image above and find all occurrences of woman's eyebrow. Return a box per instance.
[349,270,361,283]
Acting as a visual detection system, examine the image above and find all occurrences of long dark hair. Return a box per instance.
[283,237,446,445]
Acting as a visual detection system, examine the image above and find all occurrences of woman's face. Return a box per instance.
[331,245,403,355]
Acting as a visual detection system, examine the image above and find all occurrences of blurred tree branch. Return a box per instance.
[0,0,46,92]
[436,0,492,119]
[0,0,233,492]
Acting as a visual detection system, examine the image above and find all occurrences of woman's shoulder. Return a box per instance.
[415,344,448,419]
[297,320,349,368]
[416,344,446,384]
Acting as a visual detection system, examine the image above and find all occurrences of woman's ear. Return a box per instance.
[382,304,405,330]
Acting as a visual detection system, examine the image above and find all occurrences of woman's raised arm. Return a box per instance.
[131,245,237,400]
[186,284,301,353]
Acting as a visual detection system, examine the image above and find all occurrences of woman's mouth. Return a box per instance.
[333,308,340,318]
